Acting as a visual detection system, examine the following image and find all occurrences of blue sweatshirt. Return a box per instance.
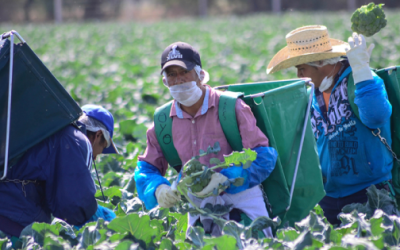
[311,65,393,198]
[0,124,98,234]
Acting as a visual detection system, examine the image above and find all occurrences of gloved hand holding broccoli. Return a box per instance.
[351,2,387,37]
[177,142,255,199]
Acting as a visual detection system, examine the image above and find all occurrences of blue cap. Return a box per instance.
[81,104,119,154]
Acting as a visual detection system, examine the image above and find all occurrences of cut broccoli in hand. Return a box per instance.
[351,2,387,37]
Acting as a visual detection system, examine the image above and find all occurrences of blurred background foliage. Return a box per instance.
[1,11,399,174]
[1,0,400,22]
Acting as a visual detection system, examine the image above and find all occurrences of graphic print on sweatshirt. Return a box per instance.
[311,78,360,177]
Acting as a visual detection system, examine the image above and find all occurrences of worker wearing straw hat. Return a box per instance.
[267,25,393,225]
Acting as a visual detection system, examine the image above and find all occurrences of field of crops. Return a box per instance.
[1,10,400,249]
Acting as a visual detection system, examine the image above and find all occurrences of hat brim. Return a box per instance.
[161,60,196,74]
[267,38,349,74]
[102,139,119,154]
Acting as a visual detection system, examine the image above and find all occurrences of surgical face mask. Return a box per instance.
[318,62,338,92]
[319,76,334,92]
[169,81,202,107]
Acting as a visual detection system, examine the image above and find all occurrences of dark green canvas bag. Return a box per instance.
[154,79,325,226]
[0,31,82,179]
[347,66,400,205]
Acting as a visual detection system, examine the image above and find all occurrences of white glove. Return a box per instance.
[155,184,181,208]
[194,172,228,196]
[346,33,375,84]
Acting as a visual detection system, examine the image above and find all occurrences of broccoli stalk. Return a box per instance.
[351,2,387,37]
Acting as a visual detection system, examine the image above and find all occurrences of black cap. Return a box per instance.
[161,42,202,74]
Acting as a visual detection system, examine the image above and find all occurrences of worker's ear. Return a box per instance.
[95,130,103,142]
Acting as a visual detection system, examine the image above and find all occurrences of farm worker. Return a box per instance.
[0,104,118,241]
[267,25,393,225]
[134,42,278,237]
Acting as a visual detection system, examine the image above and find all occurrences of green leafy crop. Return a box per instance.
[351,2,387,37]
[179,142,253,197]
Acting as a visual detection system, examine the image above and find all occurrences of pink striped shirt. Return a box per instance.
[139,86,269,175]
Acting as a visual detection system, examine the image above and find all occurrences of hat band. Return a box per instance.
[288,40,332,57]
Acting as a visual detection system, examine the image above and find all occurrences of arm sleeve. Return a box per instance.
[354,74,392,129]
[221,146,277,194]
[46,130,98,225]
[138,125,169,175]
[134,161,171,210]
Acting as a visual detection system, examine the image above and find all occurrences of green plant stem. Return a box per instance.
[177,181,226,223]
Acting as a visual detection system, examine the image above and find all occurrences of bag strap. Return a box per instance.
[154,101,182,168]
[218,91,244,152]
[346,73,361,121]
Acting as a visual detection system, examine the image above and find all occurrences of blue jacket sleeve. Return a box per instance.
[354,74,392,129]
[134,161,171,210]
[45,127,98,225]
[220,146,278,194]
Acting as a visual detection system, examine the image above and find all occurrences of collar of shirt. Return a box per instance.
[170,85,213,119]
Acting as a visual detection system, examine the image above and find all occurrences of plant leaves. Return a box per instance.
[206,142,221,155]
[188,226,205,248]
[231,177,244,187]
[115,240,140,250]
[203,234,237,250]
[366,185,400,217]
[222,220,245,249]
[108,214,160,248]
[209,158,221,165]
[223,148,257,168]
[202,203,233,217]
[245,216,281,239]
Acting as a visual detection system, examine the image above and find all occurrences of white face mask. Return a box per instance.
[169,81,203,107]
[319,76,334,92]
[318,63,338,92]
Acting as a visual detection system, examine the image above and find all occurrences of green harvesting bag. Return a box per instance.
[347,66,400,205]
[0,31,82,179]
[220,79,325,226]
[154,79,325,226]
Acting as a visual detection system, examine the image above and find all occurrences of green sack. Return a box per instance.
[154,79,325,226]
[222,79,325,226]
[348,66,400,205]
[0,33,81,176]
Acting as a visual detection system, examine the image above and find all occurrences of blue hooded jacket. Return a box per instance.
[311,65,393,198]
[0,124,98,235]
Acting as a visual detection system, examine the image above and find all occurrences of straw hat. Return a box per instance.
[267,25,350,74]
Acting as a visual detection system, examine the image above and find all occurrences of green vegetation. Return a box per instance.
[351,2,387,37]
[1,11,400,249]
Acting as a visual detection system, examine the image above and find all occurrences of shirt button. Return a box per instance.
[194,140,196,145]
[192,120,195,124]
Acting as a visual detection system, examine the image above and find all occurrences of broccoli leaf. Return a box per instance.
[223,148,257,168]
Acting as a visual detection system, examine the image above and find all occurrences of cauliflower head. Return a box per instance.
[351,2,387,37]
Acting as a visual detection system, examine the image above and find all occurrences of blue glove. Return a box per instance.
[134,161,171,210]
[221,146,277,194]
[89,205,116,222]
[74,205,116,230]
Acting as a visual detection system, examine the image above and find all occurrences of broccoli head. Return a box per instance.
[351,2,387,37]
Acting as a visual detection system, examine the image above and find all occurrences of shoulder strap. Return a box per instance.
[346,73,361,121]
[218,91,244,151]
[154,101,182,168]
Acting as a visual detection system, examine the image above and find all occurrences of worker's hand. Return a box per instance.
[194,172,228,196]
[155,184,181,208]
[94,205,116,221]
[346,33,374,84]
